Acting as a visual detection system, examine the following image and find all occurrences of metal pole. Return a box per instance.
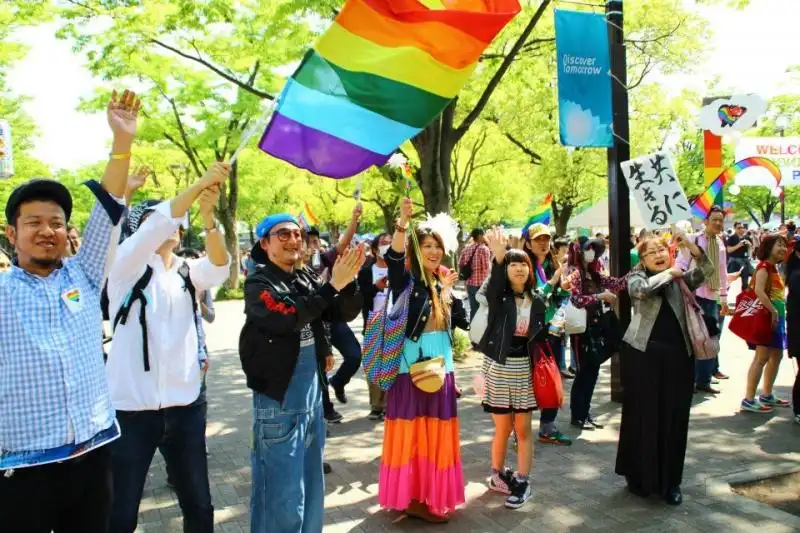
[606,0,629,403]
[780,128,786,224]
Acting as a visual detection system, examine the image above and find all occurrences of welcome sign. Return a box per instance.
[554,9,613,148]
[735,137,800,186]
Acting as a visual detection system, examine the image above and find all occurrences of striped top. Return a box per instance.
[259,0,521,178]
[753,261,785,316]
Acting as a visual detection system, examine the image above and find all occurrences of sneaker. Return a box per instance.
[713,372,730,380]
[323,463,332,475]
[505,478,532,509]
[325,410,344,423]
[741,399,773,413]
[586,416,604,430]
[538,430,572,446]
[794,414,800,425]
[759,394,791,408]
[489,467,514,495]
[367,409,383,421]
[568,366,577,375]
[571,419,595,431]
[560,370,575,380]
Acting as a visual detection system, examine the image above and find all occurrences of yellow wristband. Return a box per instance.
[109,152,131,160]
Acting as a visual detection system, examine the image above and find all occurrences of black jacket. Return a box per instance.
[478,261,548,365]
[385,248,469,341]
[357,259,386,326]
[239,260,363,403]
[787,268,800,358]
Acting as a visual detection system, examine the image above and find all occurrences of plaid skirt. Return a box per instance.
[481,355,536,414]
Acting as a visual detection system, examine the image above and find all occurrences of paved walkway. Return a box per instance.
[136,300,800,533]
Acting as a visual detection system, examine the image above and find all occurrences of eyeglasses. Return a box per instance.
[642,247,669,258]
[270,229,303,242]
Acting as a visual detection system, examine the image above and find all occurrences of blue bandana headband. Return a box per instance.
[255,213,300,239]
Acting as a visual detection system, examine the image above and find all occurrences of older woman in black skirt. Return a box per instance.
[616,231,711,506]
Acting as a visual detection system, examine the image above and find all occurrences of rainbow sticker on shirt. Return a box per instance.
[64,289,80,303]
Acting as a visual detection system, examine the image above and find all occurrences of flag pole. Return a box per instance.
[229,99,276,164]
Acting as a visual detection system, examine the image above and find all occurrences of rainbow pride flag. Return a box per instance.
[258,0,521,178]
[691,157,782,219]
[303,201,321,226]
[526,194,553,226]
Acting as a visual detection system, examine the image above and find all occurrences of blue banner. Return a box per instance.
[554,10,613,148]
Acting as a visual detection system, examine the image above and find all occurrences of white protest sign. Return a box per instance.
[735,137,800,186]
[621,151,690,229]
[0,120,13,180]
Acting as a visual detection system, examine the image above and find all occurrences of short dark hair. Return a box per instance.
[176,247,201,259]
[553,238,569,249]
[788,221,797,232]
[305,227,320,241]
[470,228,485,240]
[9,194,65,227]
[757,234,788,261]
[370,232,390,252]
[706,205,724,220]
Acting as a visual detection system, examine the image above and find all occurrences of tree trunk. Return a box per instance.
[218,161,240,288]
[554,204,574,236]
[411,103,456,215]
[380,203,397,234]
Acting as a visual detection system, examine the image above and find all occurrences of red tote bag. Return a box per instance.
[532,343,564,410]
[728,289,773,345]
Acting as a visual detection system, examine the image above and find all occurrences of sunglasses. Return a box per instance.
[270,229,303,242]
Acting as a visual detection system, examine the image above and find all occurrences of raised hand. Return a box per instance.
[330,244,367,291]
[352,202,363,222]
[399,197,413,226]
[441,269,459,289]
[126,166,150,198]
[200,162,232,189]
[107,90,142,142]
[198,186,220,216]
[485,227,507,263]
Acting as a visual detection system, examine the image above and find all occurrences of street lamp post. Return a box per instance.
[776,115,789,224]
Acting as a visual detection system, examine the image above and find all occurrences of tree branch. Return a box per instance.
[454,0,552,141]
[499,130,543,165]
[149,38,274,100]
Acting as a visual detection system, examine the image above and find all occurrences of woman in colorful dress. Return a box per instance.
[476,229,548,508]
[568,237,627,429]
[379,197,469,523]
[741,234,791,413]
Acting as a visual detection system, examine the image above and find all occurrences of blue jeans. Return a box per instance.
[110,401,213,533]
[329,321,361,389]
[251,343,325,533]
[467,285,480,323]
[696,297,724,385]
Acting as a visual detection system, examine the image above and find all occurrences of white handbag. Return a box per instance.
[564,301,587,335]
[469,302,489,345]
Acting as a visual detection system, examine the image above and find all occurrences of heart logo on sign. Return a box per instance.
[718,105,747,128]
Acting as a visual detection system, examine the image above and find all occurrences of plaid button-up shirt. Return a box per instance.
[0,182,123,462]
[459,242,491,287]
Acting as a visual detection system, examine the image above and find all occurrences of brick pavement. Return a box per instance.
[136,299,800,532]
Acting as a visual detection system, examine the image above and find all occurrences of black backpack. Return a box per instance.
[458,245,479,281]
[101,262,198,371]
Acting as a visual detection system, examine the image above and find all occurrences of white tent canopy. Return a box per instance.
[568,199,649,229]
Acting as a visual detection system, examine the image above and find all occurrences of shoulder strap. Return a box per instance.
[112,265,154,371]
[178,261,198,318]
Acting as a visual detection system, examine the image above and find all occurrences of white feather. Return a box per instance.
[418,213,459,254]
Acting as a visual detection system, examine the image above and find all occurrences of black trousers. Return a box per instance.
[0,445,112,533]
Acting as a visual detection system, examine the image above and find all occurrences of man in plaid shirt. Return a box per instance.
[0,90,140,532]
[459,227,491,322]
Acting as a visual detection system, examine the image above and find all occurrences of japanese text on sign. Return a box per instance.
[621,151,690,229]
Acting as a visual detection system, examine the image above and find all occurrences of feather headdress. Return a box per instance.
[418,213,459,255]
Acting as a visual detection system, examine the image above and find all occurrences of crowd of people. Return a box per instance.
[0,89,798,533]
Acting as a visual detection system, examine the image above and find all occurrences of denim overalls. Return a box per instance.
[250,330,325,533]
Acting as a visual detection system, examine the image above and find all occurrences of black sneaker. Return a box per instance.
[368,409,383,421]
[571,419,595,431]
[586,416,604,430]
[325,410,344,424]
[332,382,347,404]
[488,467,514,495]
[323,463,332,475]
[505,478,532,509]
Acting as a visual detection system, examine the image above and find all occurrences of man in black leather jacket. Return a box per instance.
[239,213,363,533]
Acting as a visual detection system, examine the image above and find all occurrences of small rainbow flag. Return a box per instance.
[526,194,553,226]
[691,157,782,219]
[65,289,80,303]
[298,212,311,231]
[303,202,321,227]
[258,0,521,178]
